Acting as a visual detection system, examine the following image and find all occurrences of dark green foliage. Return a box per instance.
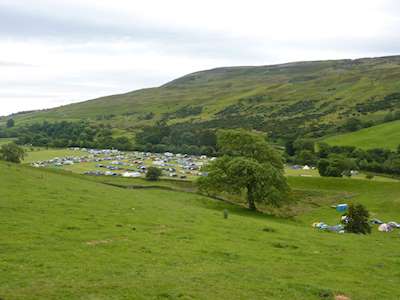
[342,118,363,132]
[174,106,203,118]
[317,157,356,177]
[293,139,315,153]
[295,150,317,166]
[0,143,25,163]
[316,143,400,176]
[136,122,217,155]
[146,167,162,181]
[14,121,133,150]
[356,93,400,113]
[344,203,371,234]
[317,159,330,177]
[6,119,15,128]
[285,139,296,156]
[274,100,315,116]
[198,130,289,210]
[318,143,331,158]
[138,112,155,120]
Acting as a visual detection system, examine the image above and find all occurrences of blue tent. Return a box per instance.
[336,204,348,212]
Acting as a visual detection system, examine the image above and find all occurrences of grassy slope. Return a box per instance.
[1,162,400,300]
[23,148,87,163]
[8,56,400,134]
[0,138,16,146]
[323,120,400,150]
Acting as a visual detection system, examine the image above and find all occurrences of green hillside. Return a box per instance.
[1,162,400,299]
[5,55,400,144]
[323,120,400,150]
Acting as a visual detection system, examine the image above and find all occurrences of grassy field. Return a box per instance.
[1,161,400,299]
[323,120,400,150]
[23,148,87,163]
[23,148,398,184]
[0,138,16,146]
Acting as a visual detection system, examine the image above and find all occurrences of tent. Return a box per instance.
[122,172,141,178]
[378,223,393,232]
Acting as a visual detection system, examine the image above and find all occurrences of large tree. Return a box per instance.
[198,130,289,210]
[0,143,26,163]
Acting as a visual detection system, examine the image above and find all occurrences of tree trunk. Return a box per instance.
[247,185,257,211]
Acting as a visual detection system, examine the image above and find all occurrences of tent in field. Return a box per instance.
[122,172,141,178]
[378,223,393,232]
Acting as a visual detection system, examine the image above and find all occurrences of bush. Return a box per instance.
[0,143,26,163]
[6,119,15,128]
[295,150,317,166]
[317,159,330,176]
[344,203,371,234]
[365,174,374,180]
[146,167,162,181]
[317,156,357,177]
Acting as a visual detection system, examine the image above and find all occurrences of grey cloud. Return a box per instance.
[0,3,272,62]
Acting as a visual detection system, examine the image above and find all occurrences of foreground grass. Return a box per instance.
[1,162,400,299]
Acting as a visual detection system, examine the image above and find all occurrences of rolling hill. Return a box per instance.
[323,120,400,150]
[3,55,400,142]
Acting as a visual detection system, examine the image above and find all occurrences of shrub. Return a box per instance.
[344,203,371,234]
[146,167,162,181]
[6,118,15,128]
[0,143,25,163]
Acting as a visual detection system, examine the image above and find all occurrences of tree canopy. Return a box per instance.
[344,204,371,234]
[198,130,289,210]
[146,167,162,181]
[6,119,15,128]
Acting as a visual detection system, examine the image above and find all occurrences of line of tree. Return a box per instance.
[285,138,400,177]
[13,121,134,150]
[135,121,218,155]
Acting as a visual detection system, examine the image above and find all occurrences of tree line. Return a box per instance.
[10,121,133,150]
[285,138,400,176]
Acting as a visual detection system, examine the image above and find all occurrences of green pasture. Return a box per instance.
[23,148,87,163]
[323,120,400,150]
[1,161,400,299]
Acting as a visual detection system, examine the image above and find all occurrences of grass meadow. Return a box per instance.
[323,120,400,150]
[1,161,399,299]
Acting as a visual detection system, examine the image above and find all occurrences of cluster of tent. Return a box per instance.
[371,219,400,232]
[313,203,400,234]
[312,204,349,233]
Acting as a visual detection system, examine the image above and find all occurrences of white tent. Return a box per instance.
[122,172,141,178]
[378,223,393,232]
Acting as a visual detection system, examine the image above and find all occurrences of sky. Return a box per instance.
[1,0,400,116]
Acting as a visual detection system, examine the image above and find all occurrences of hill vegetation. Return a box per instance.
[2,55,400,150]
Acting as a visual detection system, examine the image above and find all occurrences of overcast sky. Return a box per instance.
[1,0,400,116]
